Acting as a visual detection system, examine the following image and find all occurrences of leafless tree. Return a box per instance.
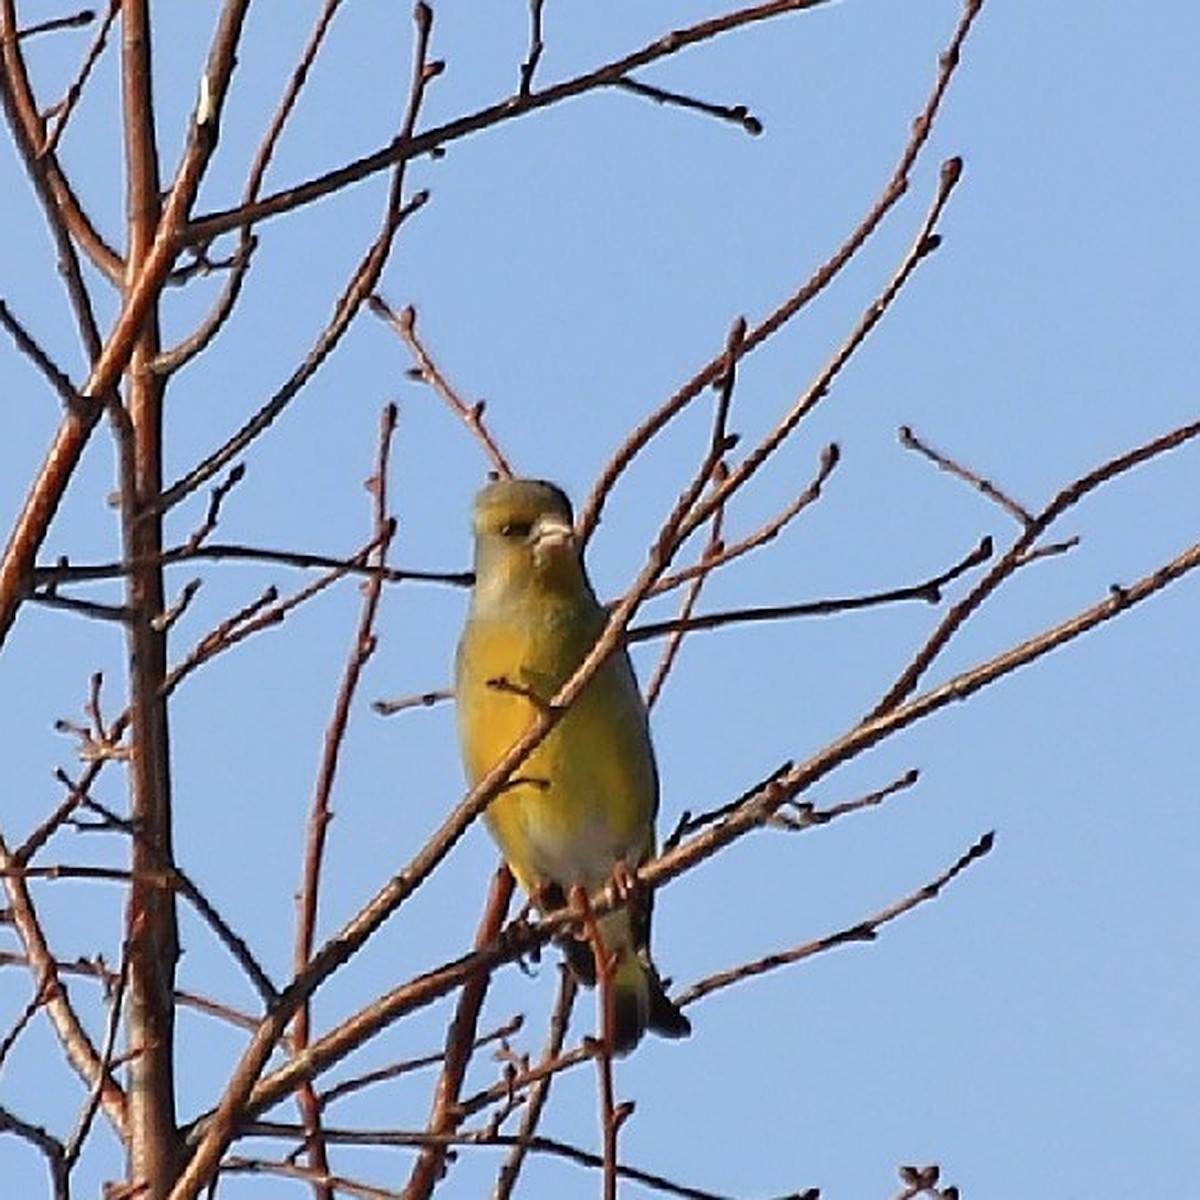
[1,3,1194,1198]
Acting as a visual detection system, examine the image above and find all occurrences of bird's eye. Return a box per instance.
[499,520,533,539]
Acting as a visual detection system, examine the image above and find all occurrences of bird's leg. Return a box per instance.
[527,879,562,921]
[606,859,640,908]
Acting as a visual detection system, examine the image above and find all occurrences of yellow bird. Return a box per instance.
[455,478,690,1054]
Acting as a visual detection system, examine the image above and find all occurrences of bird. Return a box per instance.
[454,477,691,1054]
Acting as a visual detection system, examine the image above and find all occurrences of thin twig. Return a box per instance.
[40,0,120,159]
[404,867,515,1199]
[292,403,400,1198]
[63,949,127,1170]
[678,158,962,543]
[0,835,127,1135]
[156,2,440,518]
[371,299,514,478]
[676,831,995,1006]
[0,298,87,412]
[630,534,993,643]
[372,688,454,717]
[613,75,762,135]
[573,889,622,1200]
[493,968,578,1199]
[767,767,921,831]
[16,7,95,38]
[31,539,469,589]
[0,980,48,1069]
[647,443,839,598]
[185,0,847,246]
[320,1016,523,1111]
[644,318,744,706]
[228,1127,744,1200]
[645,495,725,710]
[900,424,1033,525]
[872,417,1200,717]
[578,0,987,542]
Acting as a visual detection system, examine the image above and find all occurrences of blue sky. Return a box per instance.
[1,2,1197,1197]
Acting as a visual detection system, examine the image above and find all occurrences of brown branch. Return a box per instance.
[319,1015,523,1111]
[871,417,1200,717]
[645,495,725,710]
[677,158,962,543]
[613,74,763,136]
[900,423,1034,525]
[644,318,743,706]
[371,299,515,478]
[0,0,250,648]
[185,0,842,246]
[372,688,454,717]
[519,0,546,96]
[231,1124,747,1200]
[573,889,622,1200]
[40,0,121,160]
[119,1,183,1185]
[403,867,515,1199]
[629,534,993,642]
[578,0,987,542]
[292,404,399,1199]
[493,967,578,1199]
[63,949,127,1172]
[31,538,470,590]
[0,835,127,1135]
[0,1,121,281]
[152,0,347,375]
[677,831,994,1006]
[647,442,839,598]
[0,298,87,413]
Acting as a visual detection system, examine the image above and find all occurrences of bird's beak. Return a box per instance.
[531,514,576,565]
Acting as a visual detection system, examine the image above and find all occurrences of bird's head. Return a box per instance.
[470,478,588,604]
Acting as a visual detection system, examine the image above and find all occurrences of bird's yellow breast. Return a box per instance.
[455,602,657,895]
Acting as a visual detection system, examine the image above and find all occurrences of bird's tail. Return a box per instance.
[563,909,689,1055]
[610,949,692,1055]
